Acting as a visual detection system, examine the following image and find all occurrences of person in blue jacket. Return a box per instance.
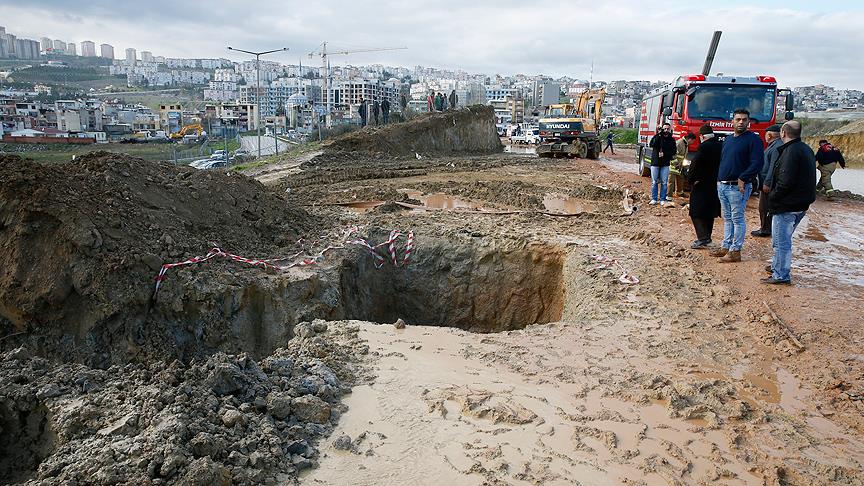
[710,108,764,263]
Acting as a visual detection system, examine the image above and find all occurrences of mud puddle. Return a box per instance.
[793,208,864,288]
[401,190,485,211]
[543,193,598,215]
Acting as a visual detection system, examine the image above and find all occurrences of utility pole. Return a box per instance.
[227,46,288,157]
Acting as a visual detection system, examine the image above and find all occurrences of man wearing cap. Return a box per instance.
[687,124,722,248]
[710,108,764,262]
[752,124,783,237]
[763,120,816,285]
[815,139,846,197]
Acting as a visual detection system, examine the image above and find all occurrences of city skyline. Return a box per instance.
[2,1,864,91]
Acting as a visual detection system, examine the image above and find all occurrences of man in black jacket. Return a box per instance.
[815,139,846,197]
[752,124,782,237]
[687,124,722,248]
[763,120,816,285]
[648,123,677,206]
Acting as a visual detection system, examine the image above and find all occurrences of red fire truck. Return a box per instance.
[636,74,794,177]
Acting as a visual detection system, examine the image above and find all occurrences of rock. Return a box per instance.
[228,450,249,466]
[267,392,293,420]
[393,318,406,329]
[207,363,246,396]
[98,413,139,436]
[295,322,315,339]
[291,395,331,424]
[179,457,232,486]
[291,454,313,471]
[190,433,226,458]
[159,452,188,477]
[333,435,353,450]
[261,356,294,377]
[311,321,328,333]
[36,383,64,400]
[6,346,32,361]
[285,440,308,455]
[221,409,245,427]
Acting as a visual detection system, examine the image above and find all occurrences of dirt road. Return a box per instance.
[270,147,864,485]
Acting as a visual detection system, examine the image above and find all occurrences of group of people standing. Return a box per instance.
[681,108,817,285]
[428,90,458,112]
[357,97,392,127]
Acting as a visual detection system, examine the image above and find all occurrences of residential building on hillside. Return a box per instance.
[53,39,66,52]
[81,40,96,57]
[125,48,136,63]
[141,51,153,62]
[66,42,77,56]
[100,43,114,59]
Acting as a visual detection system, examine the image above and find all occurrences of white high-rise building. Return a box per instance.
[66,42,77,56]
[40,37,53,52]
[53,39,67,52]
[125,48,136,63]
[100,43,114,59]
[141,50,153,62]
[81,40,96,57]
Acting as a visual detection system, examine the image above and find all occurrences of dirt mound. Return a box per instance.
[829,118,864,136]
[0,321,370,485]
[0,152,315,365]
[317,105,502,158]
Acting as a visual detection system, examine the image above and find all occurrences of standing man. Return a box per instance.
[752,124,783,237]
[427,91,435,112]
[603,131,615,154]
[763,120,816,284]
[449,89,458,109]
[399,93,408,114]
[815,139,846,197]
[381,98,390,124]
[372,99,380,126]
[648,122,677,206]
[358,97,367,127]
[687,124,722,248]
[710,108,764,262]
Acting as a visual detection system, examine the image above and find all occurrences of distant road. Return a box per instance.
[241,135,296,157]
[92,88,183,96]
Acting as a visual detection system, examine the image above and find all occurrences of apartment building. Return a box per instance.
[100,44,114,59]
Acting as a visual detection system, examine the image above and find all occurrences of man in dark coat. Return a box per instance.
[648,122,677,206]
[372,99,380,125]
[752,124,783,237]
[358,97,367,127]
[763,120,816,285]
[449,89,458,109]
[687,124,722,248]
[381,98,390,124]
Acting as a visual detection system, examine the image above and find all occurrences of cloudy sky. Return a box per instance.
[2,0,863,90]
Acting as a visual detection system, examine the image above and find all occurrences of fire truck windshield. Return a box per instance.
[686,85,776,123]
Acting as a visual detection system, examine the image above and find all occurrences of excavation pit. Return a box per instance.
[338,241,565,332]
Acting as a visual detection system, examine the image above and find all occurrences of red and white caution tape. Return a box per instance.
[152,226,414,296]
[589,254,639,285]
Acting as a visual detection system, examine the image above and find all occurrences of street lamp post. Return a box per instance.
[227,46,288,157]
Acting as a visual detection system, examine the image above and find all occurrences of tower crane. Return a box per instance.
[308,42,407,126]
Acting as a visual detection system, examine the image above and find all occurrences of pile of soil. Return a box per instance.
[316,105,502,159]
[0,321,370,485]
[0,152,315,365]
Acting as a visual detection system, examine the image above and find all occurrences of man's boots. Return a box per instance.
[719,250,741,263]
[710,247,728,257]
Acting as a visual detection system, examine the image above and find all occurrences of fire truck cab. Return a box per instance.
[636,74,794,177]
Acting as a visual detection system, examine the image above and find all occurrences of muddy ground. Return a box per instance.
[2,111,863,485]
[270,145,864,485]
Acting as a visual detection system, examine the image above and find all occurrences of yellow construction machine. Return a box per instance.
[536,88,605,159]
[169,123,204,140]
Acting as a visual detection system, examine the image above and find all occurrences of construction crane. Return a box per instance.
[308,42,407,126]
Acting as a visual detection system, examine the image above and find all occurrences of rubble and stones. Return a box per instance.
[0,322,369,485]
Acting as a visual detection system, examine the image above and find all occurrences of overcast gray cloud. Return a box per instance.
[2,1,863,89]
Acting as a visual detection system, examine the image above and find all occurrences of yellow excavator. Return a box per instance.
[536,88,605,159]
[169,123,204,140]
